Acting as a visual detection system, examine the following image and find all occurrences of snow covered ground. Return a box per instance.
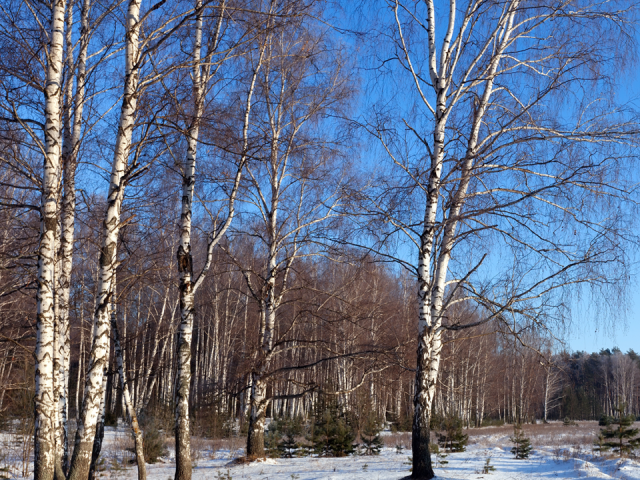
[5,422,640,479]
[129,446,640,480]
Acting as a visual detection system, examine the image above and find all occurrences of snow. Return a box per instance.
[6,424,640,479]
[99,445,640,480]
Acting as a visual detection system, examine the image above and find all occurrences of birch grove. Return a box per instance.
[0,0,639,478]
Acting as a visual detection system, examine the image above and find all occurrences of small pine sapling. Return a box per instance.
[142,418,168,463]
[598,404,640,457]
[429,443,448,467]
[278,416,304,458]
[265,421,283,458]
[360,414,384,455]
[482,457,496,474]
[510,424,532,459]
[436,415,468,453]
[311,398,356,457]
[404,456,413,473]
[599,414,613,426]
[593,431,610,456]
[279,433,298,458]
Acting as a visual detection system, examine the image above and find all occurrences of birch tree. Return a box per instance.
[362,0,638,477]
[172,1,267,476]
[53,0,93,472]
[67,0,144,475]
[34,0,66,477]
[224,17,353,457]
[0,0,127,472]
[111,282,145,480]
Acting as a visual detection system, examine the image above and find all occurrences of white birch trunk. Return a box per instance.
[88,372,108,480]
[175,2,260,472]
[409,0,519,475]
[247,373,268,456]
[174,3,205,476]
[55,0,90,471]
[67,0,141,476]
[52,4,75,473]
[35,0,67,478]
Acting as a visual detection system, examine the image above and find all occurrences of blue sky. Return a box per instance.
[569,317,639,354]
[343,1,640,357]
[566,52,640,355]
[568,281,640,353]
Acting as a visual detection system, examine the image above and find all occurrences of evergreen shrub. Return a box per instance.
[142,418,168,463]
[595,404,640,457]
[311,398,356,457]
[510,423,532,459]
[360,413,384,455]
[435,414,468,453]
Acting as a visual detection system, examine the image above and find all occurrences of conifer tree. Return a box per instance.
[436,415,468,453]
[360,414,384,455]
[265,421,283,458]
[482,457,496,474]
[279,432,299,458]
[510,424,533,459]
[429,444,448,467]
[593,431,609,456]
[312,398,355,457]
[598,404,640,457]
[278,417,304,458]
[600,414,614,427]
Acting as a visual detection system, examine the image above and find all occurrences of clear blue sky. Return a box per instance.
[566,59,640,355]
[567,258,640,354]
[569,320,639,354]
[568,296,640,354]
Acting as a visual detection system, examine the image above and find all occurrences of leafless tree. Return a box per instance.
[359,0,638,477]
[223,14,354,456]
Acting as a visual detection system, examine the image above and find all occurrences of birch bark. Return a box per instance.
[247,373,267,456]
[67,0,141,476]
[246,202,280,457]
[35,0,66,478]
[87,373,108,480]
[389,0,519,476]
[174,3,207,477]
[175,2,259,475]
[53,5,75,474]
[54,0,91,473]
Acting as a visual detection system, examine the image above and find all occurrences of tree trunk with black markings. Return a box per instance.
[66,0,141,477]
[34,0,67,477]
